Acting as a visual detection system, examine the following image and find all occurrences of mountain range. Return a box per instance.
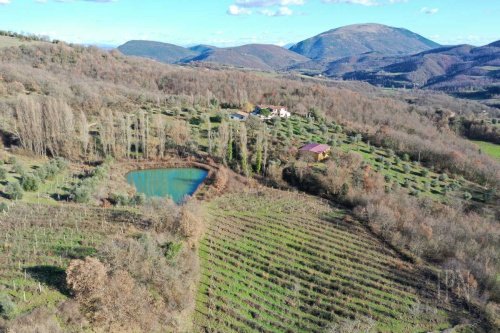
[117,23,500,106]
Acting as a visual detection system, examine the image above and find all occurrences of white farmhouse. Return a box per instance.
[251,105,291,120]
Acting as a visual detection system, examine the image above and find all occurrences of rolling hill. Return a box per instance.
[118,41,309,71]
[335,41,500,107]
[117,25,498,106]
[186,44,310,71]
[289,23,440,61]
[117,40,198,63]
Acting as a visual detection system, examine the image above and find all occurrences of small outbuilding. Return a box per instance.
[299,143,331,162]
[230,111,248,121]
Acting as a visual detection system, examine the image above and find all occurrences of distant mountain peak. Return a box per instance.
[290,23,440,61]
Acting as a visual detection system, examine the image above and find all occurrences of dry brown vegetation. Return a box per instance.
[0,198,205,332]
[63,202,205,332]
[0,41,497,186]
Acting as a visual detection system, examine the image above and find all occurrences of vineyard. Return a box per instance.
[196,189,474,332]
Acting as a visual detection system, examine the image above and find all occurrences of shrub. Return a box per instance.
[384,174,392,182]
[431,179,438,187]
[162,241,183,260]
[0,167,6,180]
[439,173,448,181]
[402,179,410,188]
[423,182,431,192]
[7,156,16,165]
[0,202,8,213]
[421,169,429,177]
[403,164,411,174]
[35,166,48,180]
[44,163,60,179]
[394,156,401,165]
[130,193,146,206]
[0,293,16,319]
[463,192,472,200]
[5,182,23,200]
[110,193,129,206]
[54,157,68,170]
[402,153,410,162]
[13,162,25,175]
[369,146,376,153]
[71,186,91,203]
[21,174,41,192]
[375,156,384,163]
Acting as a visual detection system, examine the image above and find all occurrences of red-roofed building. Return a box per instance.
[299,143,331,162]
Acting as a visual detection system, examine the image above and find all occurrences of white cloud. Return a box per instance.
[322,0,379,6]
[228,0,303,16]
[0,0,11,5]
[261,6,293,16]
[420,7,439,15]
[227,5,252,15]
[235,0,304,7]
[322,0,410,5]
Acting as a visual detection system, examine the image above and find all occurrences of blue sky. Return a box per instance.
[0,0,498,47]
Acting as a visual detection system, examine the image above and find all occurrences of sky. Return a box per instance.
[0,0,499,47]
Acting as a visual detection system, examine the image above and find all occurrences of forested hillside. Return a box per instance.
[0,39,498,332]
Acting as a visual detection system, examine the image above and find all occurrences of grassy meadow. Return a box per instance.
[472,140,500,161]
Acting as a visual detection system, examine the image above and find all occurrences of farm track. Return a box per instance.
[195,190,462,332]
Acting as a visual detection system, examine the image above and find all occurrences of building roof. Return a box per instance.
[299,143,330,153]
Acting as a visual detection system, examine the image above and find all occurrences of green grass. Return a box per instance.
[195,190,471,332]
[472,140,500,161]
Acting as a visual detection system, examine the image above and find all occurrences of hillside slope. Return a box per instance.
[196,190,478,332]
[289,23,440,61]
[118,41,309,70]
[334,42,500,106]
[117,40,198,63]
[187,44,310,71]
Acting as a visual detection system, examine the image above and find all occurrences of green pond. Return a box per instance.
[126,168,208,204]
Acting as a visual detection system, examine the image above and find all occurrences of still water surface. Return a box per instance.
[126,168,208,204]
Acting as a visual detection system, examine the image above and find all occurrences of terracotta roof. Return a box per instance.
[299,143,330,153]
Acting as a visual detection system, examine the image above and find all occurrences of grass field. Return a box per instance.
[195,190,473,332]
[472,140,500,161]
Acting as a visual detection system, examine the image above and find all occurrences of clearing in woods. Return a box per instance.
[195,189,474,332]
[472,140,500,161]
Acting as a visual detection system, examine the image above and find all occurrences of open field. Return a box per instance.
[195,190,475,332]
[472,140,500,161]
